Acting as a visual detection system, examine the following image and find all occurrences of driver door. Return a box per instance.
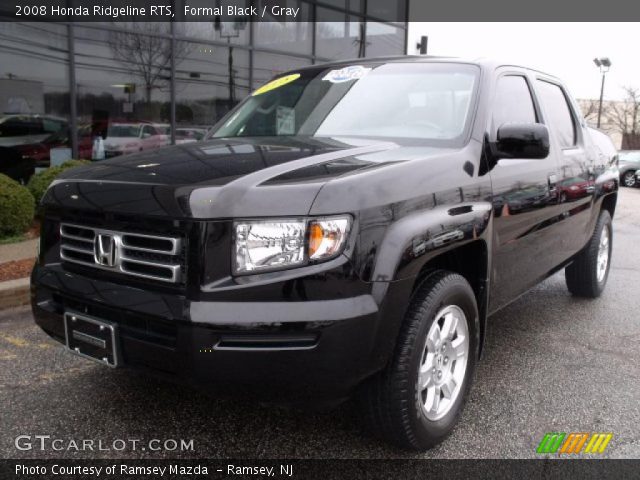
[488,72,561,312]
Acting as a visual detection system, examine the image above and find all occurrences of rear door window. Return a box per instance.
[42,118,65,134]
[536,80,577,148]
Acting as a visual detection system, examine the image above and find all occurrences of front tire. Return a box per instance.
[565,210,612,298]
[360,271,479,450]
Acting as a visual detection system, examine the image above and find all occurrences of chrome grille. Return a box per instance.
[60,223,183,283]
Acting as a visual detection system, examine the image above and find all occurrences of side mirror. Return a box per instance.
[142,132,151,139]
[495,123,550,160]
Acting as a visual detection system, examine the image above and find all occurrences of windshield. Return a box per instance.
[107,125,141,138]
[211,63,479,144]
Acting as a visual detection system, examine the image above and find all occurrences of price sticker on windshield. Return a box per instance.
[252,73,301,96]
[322,65,371,83]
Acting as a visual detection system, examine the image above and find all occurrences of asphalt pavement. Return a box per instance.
[1,188,639,459]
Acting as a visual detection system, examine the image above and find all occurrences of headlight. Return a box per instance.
[234,215,351,274]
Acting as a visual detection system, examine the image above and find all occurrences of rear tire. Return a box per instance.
[565,210,612,298]
[360,271,479,450]
[622,170,636,188]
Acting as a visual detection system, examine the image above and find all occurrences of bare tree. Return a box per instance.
[581,98,601,124]
[607,86,640,137]
[108,24,190,103]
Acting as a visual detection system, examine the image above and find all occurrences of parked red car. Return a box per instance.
[0,114,68,182]
[559,176,596,202]
[12,125,94,168]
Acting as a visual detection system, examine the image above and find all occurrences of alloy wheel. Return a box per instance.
[597,225,610,283]
[417,305,469,421]
[623,171,636,187]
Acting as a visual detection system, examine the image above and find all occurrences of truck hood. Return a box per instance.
[45,136,453,218]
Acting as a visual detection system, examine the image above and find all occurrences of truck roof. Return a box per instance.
[298,55,561,82]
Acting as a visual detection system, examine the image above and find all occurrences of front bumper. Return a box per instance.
[31,264,411,403]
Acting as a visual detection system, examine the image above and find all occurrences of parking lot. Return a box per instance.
[1,188,639,460]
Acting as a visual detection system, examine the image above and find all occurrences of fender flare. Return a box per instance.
[367,202,494,360]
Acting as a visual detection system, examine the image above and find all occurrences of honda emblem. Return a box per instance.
[95,234,117,267]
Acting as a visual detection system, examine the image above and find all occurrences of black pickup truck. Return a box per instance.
[31,57,619,450]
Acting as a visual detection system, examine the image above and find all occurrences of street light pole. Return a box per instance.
[215,19,245,109]
[597,71,606,128]
[593,57,612,129]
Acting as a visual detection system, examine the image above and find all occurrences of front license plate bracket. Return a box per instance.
[63,311,120,367]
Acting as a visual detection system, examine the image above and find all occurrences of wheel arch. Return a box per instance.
[366,202,493,360]
[601,191,617,219]
[411,240,490,358]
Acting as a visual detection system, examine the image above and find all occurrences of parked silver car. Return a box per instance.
[619,150,640,187]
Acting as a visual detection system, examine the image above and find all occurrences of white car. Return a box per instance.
[103,123,167,158]
[155,124,171,146]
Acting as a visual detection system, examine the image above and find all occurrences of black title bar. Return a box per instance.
[3,459,640,480]
[0,0,639,22]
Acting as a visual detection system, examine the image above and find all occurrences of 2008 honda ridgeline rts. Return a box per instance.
[32,57,619,450]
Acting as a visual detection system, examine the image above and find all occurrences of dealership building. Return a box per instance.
[0,1,409,160]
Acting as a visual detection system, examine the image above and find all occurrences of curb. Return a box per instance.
[0,277,30,310]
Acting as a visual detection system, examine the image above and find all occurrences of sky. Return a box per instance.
[407,23,640,101]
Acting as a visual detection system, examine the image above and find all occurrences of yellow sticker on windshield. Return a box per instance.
[252,73,300,96]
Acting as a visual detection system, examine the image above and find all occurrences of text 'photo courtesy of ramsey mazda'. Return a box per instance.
[31,58,619,451]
